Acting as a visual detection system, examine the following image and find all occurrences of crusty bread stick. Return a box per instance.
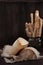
[25,22,29,28]
[39,18,43,37]
[30,13,34,24]
[35,10,39,17]
[25,27,32,37]
[34,10,43,37]
[25,22,33,37]
[33,10,40,37]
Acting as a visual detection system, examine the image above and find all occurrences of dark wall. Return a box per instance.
[0,0,43,2]
[0,3,20,46]
[0,2,43,47]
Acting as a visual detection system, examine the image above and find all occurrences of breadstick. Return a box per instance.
[25,22,29,28]
[35,10,39,17]
[39,18,43,37]
[34,10,42,37]
[30,13,34,37]
[25,22,33,37]
[25,27,32,37]
[33,10,40,37]
[30,13,33,24]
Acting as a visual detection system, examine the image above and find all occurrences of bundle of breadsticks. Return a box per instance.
[0,10,43,63]
[25,10,43,37]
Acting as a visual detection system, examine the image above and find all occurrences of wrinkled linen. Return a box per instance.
[0,45,43,63]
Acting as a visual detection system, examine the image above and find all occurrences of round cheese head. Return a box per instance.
[19,47,40,60]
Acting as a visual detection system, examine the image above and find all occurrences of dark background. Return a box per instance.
[0,1,43,48]
[0,1,43,65]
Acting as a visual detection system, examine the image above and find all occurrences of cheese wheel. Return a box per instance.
[19,47,40,60]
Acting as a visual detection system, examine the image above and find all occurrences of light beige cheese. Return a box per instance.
[1,37,29,56]
[12,37,29,55]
